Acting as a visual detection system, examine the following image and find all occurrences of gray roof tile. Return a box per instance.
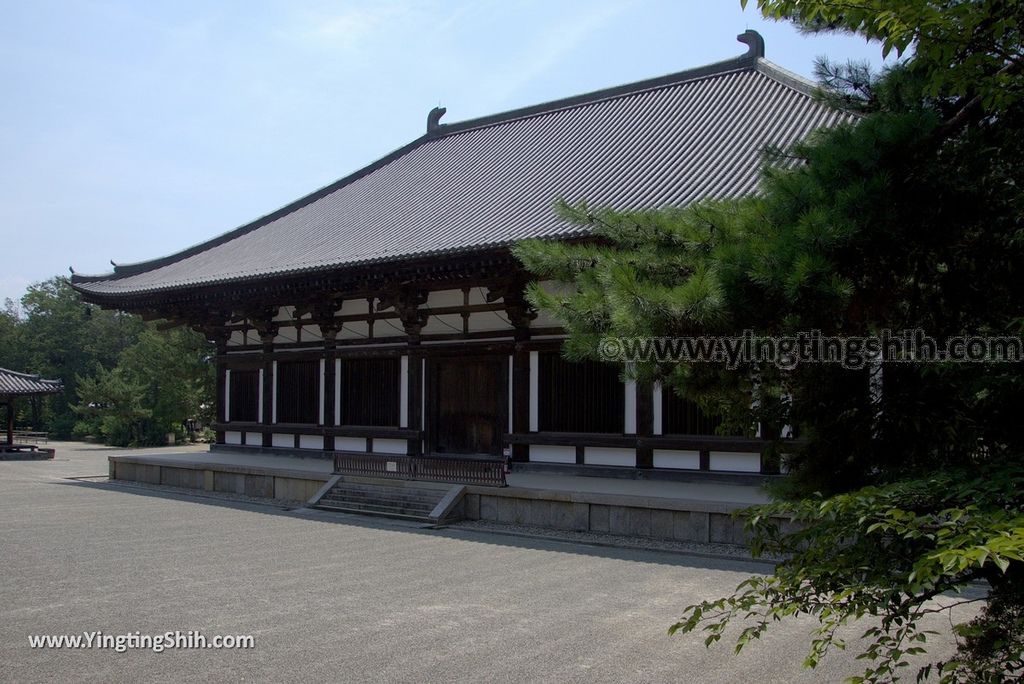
[73,43,850,297]
[0,368,62,397]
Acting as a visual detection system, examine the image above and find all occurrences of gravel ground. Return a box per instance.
[0,442,977,683]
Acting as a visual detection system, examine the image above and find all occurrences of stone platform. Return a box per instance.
[109,450,332,503]
[108,449,773,546]
[1,444,55,460]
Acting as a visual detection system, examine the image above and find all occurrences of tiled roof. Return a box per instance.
[0,368,62,397]
[73,32,851,297]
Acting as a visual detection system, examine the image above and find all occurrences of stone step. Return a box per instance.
[312,479,449,522]
[317,495,436,513]
[328,482,446,500]
[314,499,434,519]
[314,502,434,522]
[320,490,440,507]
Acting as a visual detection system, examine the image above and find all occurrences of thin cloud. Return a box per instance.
[481,0,639,108]
[287,2,419,53]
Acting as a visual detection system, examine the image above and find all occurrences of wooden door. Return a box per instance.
[429,356,505,456]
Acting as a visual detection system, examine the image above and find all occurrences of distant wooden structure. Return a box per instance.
[0,368,62,455]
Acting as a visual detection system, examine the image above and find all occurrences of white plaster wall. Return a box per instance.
[225,431,242,445]
[335,437,367,452]
[529,445,575,463]
[529,351,539,431]
[653,449,701,470]
[399,356,409,428]
[334,359,341,425]
[271,361,277,423]
[272,306,292,322]
[228,331,245,346]
[273,328,298,344]
[300,325,323,342]
[272,433,293,448]
[466,311,514,332]
[299,435,324,450]
[224,369,231,421]
[245,432,262,446]
[420,314,464,335]
[374,438,408,455]
[318,359,325,425]
[709,451,761,473]
[584,447,634,467]
[426,289,465,308]
[467,288,490,306]
[339,299,370,316]
[338,321,371,340]
[652,383,663,435]
[624,376,637,434]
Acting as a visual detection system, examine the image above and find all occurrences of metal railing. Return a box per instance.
[13,431,48,445]
[333,452,507,487]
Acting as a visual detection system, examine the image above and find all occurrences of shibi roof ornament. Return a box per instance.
[427,106,446,135]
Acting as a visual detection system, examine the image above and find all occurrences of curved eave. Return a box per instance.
[72,233,582,305]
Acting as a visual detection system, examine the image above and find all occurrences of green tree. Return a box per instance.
[7,277,142,436]
[746,0,1024,112]
[73,364,152,447]
[73,327,214,446]
[1,276,213,443]
[515,2,1024,680]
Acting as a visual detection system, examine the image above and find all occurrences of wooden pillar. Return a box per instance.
[383,287,428,457]
[493,279,537,464]
[511,341,531,462]
[215,364,227,445]
[195,323,230,445]
[6,398,14,446]
[322,329,338,452]
[260,332,275,448]
[636,380,653,469]
[406,347,423,456]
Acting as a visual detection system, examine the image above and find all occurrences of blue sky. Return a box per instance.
[0,1,891,304]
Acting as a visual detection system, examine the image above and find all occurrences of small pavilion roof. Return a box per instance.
[0,368,63,398]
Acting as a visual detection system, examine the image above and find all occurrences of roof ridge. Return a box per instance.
[753,58,821,98]
[71,30,784,287]
[427,30,765,139]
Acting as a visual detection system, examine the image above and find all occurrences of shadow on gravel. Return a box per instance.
[52,478,774,573]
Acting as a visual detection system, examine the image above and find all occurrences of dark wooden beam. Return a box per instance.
[406,349,423,456]
[258,319,278,448]
[318,313,342,451]
[505,432,638,448]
